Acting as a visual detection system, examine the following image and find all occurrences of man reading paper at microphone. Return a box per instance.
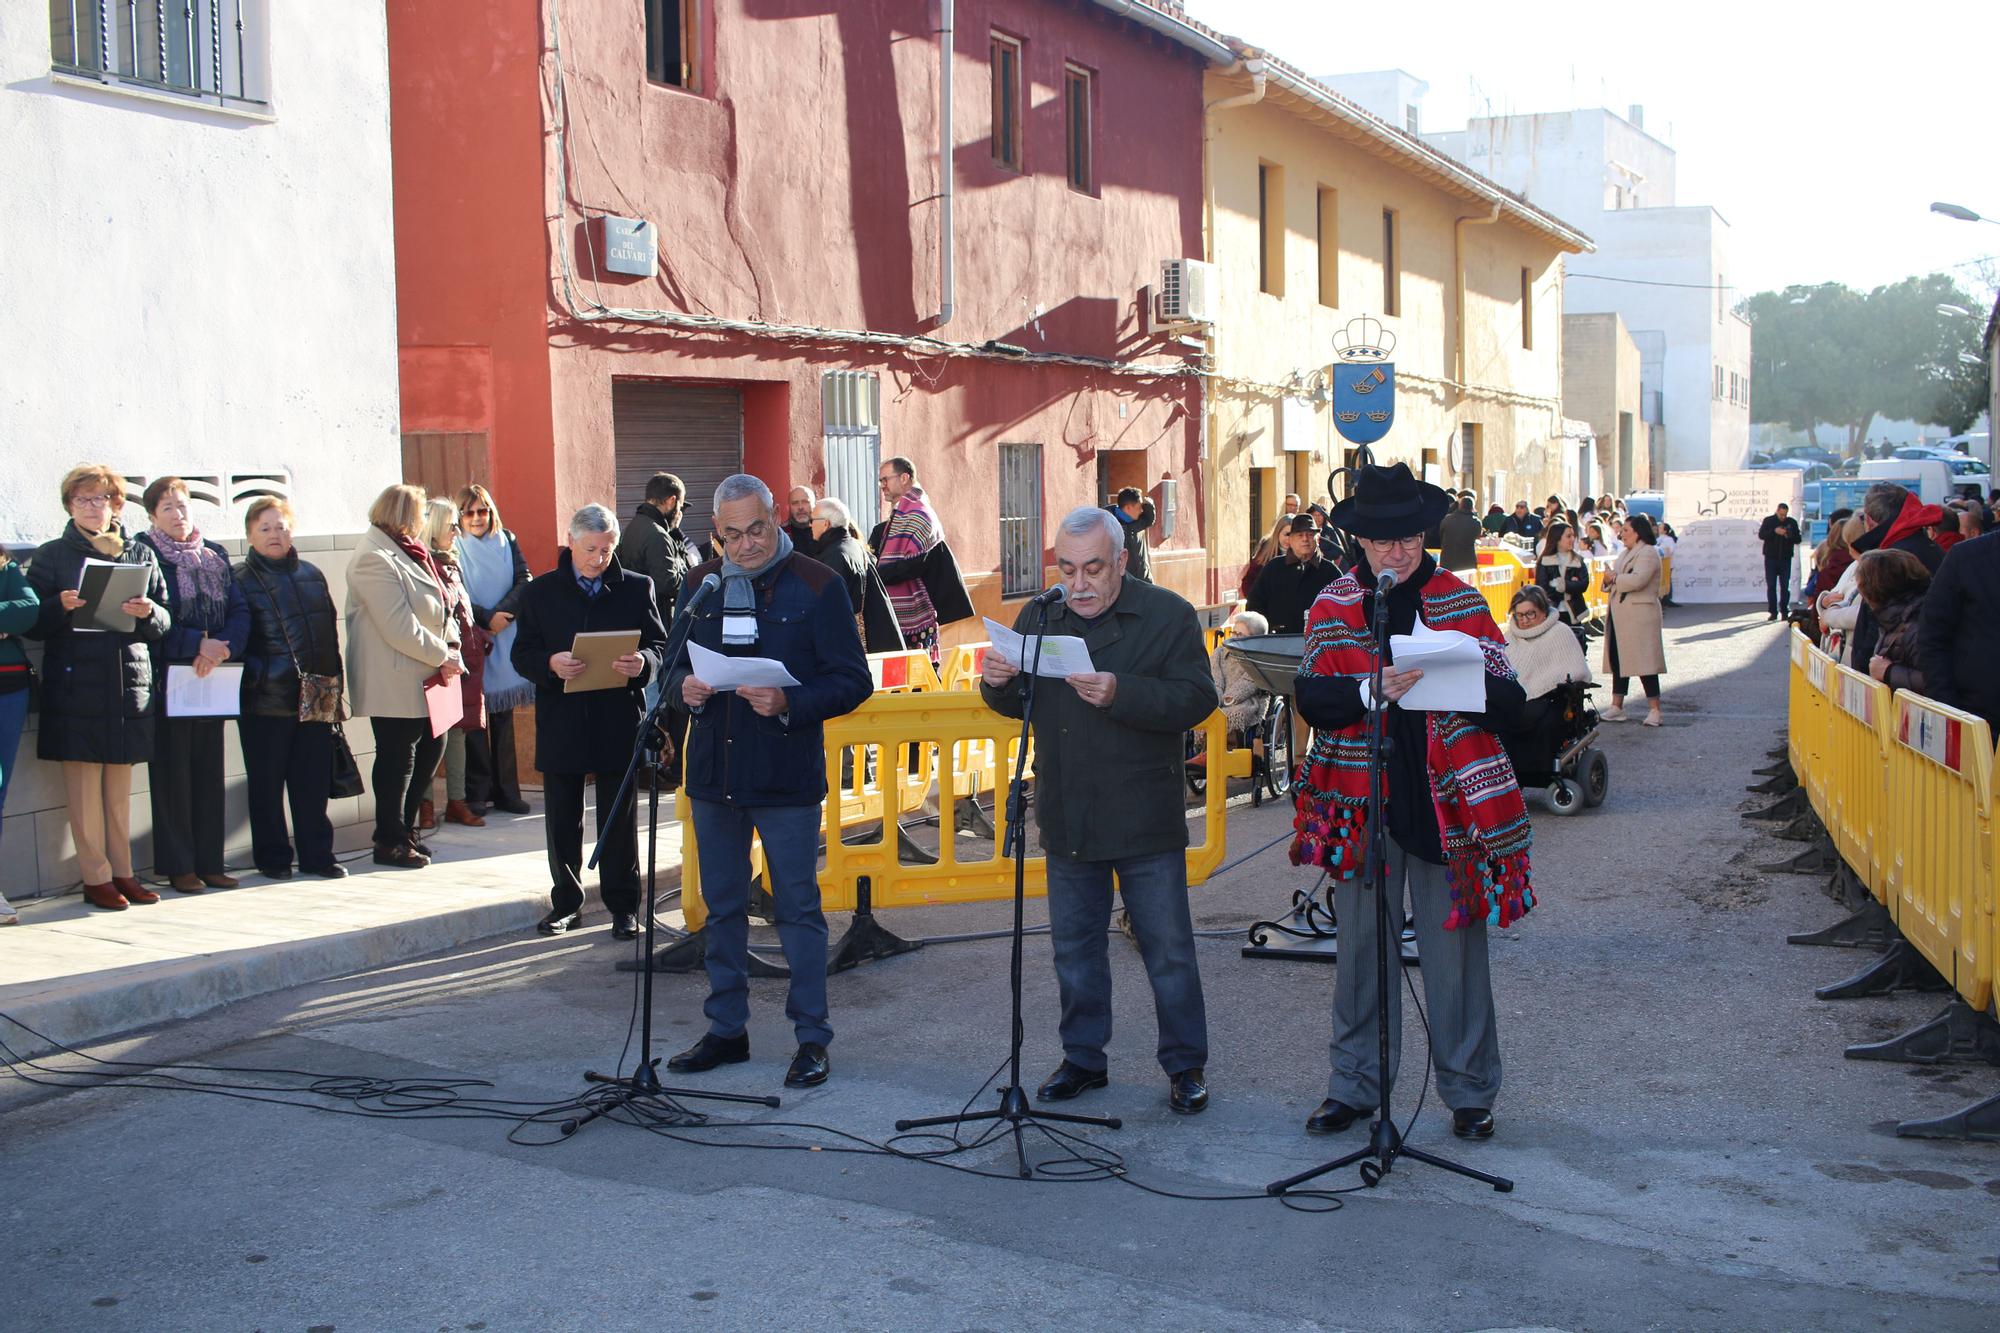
[665,475,871,1090]
[1290,464,1535,1145]
[980,506,1218,1117]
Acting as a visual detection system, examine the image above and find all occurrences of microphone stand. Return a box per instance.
[1267,566,1512,1196]
[564,583,779,1139]
[894,592,1119,1177]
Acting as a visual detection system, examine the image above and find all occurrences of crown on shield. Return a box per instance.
[1332,315,1396,363]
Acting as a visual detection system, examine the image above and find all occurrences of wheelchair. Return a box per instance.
[1186,692,1293,807]
[1500,678,1609,816]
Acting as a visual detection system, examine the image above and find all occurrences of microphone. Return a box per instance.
[1375,567,1398,593]
[1027,583,1068,608]
[679,572,721,616]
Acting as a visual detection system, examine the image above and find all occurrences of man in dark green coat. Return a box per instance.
[981,506,1218,1116]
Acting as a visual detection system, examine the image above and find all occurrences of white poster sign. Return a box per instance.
[1663,470,1803,526]
[1668,518,1768,604]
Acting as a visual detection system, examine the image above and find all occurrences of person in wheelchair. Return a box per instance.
[1499,586,1594,783]
[1211,609,1272,739]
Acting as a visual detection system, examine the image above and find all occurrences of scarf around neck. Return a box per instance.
[719,526,794,644]
[1290,564,1535,931]
[149,526,229,630]
[73,519,127,558]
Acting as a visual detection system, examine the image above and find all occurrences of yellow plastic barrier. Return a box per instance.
[1660,555,1674,599]
[678,693,1233,928]
[1791,631,1833,819]
[938,642,991,692]
[1882,693,1995,1012]
[868,649,942,693]
[1475,563,1523,623]
[1822,661,1893,896]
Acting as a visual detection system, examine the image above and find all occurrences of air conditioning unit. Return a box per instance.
[1157,258,1218,325]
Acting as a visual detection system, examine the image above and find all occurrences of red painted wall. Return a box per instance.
[387,0,562,564]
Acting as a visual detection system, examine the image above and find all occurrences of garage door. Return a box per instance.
[611,381,744,552]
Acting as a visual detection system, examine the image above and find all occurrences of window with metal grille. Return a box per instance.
[646,0,696,90]
[991,32,1023,172]
[1063,64,1093,194]
[998,443,1043,598]
[822,371,882,532]
[50,0,266,105]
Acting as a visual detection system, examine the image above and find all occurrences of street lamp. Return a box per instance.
[1937,303,1972,317]
[1931,201,1999,226]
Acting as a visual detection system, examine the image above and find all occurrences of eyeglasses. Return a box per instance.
[718,519,772,546]
[71,493,116,508]
[463,508,491,518]
[1358,534,1425,552]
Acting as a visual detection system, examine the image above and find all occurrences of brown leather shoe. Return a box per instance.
[83,881,129,911]
[444,799,486,827]
[169,873,206,894]
[200,872,239,889]
[417,799,437,830]
[113,876,161,905]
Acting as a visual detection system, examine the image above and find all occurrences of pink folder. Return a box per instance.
[424,671,464,738]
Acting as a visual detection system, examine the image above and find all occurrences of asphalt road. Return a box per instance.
[4,604,1997,1331]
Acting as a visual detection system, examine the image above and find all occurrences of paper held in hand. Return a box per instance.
[164,664,243,717]
[688,640,801,691]
[1385,621,1486,713]
[77,559,151,633]
[565,630,642,694]
[980,617,1096,679]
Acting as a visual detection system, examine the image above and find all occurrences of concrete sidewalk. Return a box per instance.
[0,802,686,1057]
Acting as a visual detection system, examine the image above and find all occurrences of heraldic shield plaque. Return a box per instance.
[1331,315,1396,447]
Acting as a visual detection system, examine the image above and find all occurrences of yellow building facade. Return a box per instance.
[1200,59,1592,593]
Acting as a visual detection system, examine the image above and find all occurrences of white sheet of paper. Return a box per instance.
[981,617,1097,678]
[164,663,243,717]
[688,640,801,690]
[1388,621,1487,713]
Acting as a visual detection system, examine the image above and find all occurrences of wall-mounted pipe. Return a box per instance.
[1205,57,1267,113]
[937,0,955,328]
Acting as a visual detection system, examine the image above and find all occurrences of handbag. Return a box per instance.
[328,722,365,798]
[920,538,976,626]
[249,566,347,724]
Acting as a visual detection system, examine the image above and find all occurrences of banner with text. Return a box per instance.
[1663,471,1804,605]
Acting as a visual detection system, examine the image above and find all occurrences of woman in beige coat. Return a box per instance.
[1600,513,1666,726]
[346,485,461,868]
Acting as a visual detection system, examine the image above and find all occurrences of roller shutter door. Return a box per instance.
[611,381,744,552]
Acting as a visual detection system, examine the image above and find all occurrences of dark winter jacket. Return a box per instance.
[981,575,1217,861]
[1438,509,1482,570]
[1107,500,1156,584]
[1536,553,1591,623]
[511,550,668,776]
[666,552,872,808]
[1758,514,1803,565]
[1869,592,1926,693]
[1917,529,2000,734]
[616,504,695,608]
[1847,495,1945,670]
[811,530,906,653]
[1246,554,1336,635]
[132,530,251,669]
[25,522,171,763]
[235,548,343,718]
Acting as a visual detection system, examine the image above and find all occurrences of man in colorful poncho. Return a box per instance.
[1291,463,1534,1143]
[872,455,943,664]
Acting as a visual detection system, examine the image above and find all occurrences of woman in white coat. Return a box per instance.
[346,485,461,868]
[1600,514,1666,727]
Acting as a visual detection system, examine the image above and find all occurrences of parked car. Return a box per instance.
[1777,444,1842,467]
[1622,491,1664,522]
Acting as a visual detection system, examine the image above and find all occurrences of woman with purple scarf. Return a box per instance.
[136,478,251,893]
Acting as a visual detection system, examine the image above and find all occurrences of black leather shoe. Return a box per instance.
[610,912,641,940]
[667,1032,749,1073]
[1168,1067,1209,1116]
[492,796,531,815]
[407,836,434,859]
[374,843,428,869]
[304,863,349,880]
[1305,1098,1374,1135]
[536,907,582,936]
[1452,1107,1495,1139]
[258,865,294,881]
[784,1042,830,1088]
[1036,1060,1109,1102]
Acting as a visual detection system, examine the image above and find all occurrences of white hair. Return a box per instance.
[813,496,854,530]
[1229,609,1269,637]
[715,474,774,513]
[1059,505,1124,553]
[568,503,619,540]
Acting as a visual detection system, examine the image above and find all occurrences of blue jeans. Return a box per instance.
[0,689,28,822]
[1045,849,1209,1075]
[687,799,832,1047]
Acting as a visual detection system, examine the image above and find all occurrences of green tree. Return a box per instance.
[1745,274,1989,457]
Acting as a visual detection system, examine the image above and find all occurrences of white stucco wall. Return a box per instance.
[0,3,401,543]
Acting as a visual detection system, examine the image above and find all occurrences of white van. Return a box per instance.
[1858,458,1991,506]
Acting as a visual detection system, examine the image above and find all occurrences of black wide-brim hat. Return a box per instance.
[1326,463,1452,539]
